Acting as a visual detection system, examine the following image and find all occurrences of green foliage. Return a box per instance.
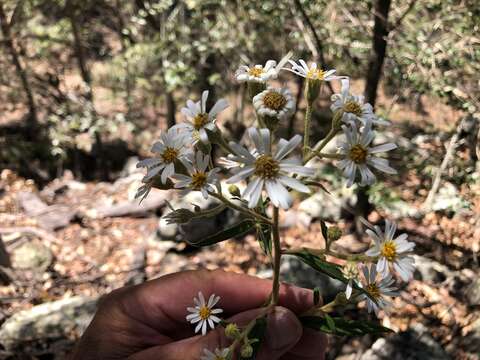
[187,219,255,247]
[301,315,394,336]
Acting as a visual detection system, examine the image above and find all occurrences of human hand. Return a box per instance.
[70,269,327,360]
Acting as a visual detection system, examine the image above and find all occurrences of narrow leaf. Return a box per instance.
[188,219,255,247]
[313,287,321,306]
[301,315,394,336]
[256,223,272,256]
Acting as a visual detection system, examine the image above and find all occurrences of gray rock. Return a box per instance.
[279,255,344,301]
[94,190,167,218]
[361,323,450,360]
[466,278,480,306]
[413,255,453,284]
[11,241,53,270]
[0,296,97,351]
[431,182,469,212]
[298,186,356,221]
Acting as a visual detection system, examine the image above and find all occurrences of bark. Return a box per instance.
[0,1,38,131]
[166,92,176,128]
[364,0,392,107]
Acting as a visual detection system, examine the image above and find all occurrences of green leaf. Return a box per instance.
[256,223,272,256]
[301,315,394,336]
[313,287,321,306]
[243,316,267,360]
[288,250,372,300]
[188,219,255,247]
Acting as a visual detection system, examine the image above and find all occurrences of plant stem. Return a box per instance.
[271,207,281,305]
[282,247,376,262]
[304,127,340,163]
[303,100,313,160]
[211,192,272,225]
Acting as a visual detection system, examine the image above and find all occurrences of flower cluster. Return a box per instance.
[136,54,415,357]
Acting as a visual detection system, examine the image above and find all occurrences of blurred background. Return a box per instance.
[0,0,479,359]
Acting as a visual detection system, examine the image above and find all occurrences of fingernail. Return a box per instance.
[266,306,302,351]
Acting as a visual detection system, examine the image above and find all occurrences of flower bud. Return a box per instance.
[225,323,241,339]
[240,343,254,358]
[228,185,241,197]
[327,226,342,242]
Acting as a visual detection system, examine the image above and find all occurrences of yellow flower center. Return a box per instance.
[198,306,211,320]
[343,100,363,116]
[248,67,264,77]
[162,147,178,163]
[366,283,381,300]
[306,68,325,80]
[349,144,368,164]
[191,172,207,190]
[193,113,209,130]
[380,240,397,261]
[263,91,287,111]
[254,155,280,179]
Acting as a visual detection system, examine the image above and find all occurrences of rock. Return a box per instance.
[120,156,141,177]
[279,255,344,301]
[431,182,468,212]
[93,189,167,218]
[466,278,480,306]
[298,187,356,221]
[413,255,453,284]
[0,296,97,351]
[281,210,312,229]
[11,241,53,270]
[17,191,77,231]
[361,323,450,360]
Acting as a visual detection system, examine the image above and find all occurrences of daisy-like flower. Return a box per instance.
[337,119,397,187]
[186,292,223,336]
[342,261,360,299]
[173,152,220,199]
[200,347,230,360]
[359,264,399,315]
[136,127,191,184]
[365,219,416,281]
[331,78,389,126]
[177,90,229,144]
[224,127,315,209]
[253,86,295,122]
[235,52,292,83]
[287,59,340,82]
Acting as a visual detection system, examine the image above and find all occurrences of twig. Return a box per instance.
[423,117,465,211]
[0,226,60,245]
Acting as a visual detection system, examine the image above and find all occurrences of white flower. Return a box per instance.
[177,90,229,144]
[224,127,314,209]
[235,60,278,83]
[173,152,220,199]
[235,53,292,83]
[342,261,359,299]
[365,220,416,281]
[136,127,191,183]
[200,347,230,360]
[186,292,223,336]
[359,265,399,315]
[253,87,295,122]
[337,120,397,187]
[287,59,340,81]
[331,78,389,126]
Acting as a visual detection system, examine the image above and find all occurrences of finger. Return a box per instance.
[127,307,264,360]
[116,269,314,338]
[281,328,328,360]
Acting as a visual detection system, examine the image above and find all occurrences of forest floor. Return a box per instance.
[0,82,479,359]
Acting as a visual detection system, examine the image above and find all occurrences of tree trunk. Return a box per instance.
[364,0,392,107]
[166,92,176,128]
[0,1,38,132]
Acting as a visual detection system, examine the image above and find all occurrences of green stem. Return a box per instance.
[282,247,376,262]
[304,127,340,163]
[303,101,313,160]
[211,192,272,225]
[271,207,281,305]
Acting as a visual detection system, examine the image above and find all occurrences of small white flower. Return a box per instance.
[235,53,292,83]
[186,292,223,336]
[365,220,416,281]
[286,59,340,81]
[223,127,314,209]
[201,347,230,360]
[337,120,397,187]
[173,152,220,199]
[331,78,389,126]
[342,261,360,299]
[177,90,229,144]
[253,87,295,122]
[136,127,191,184]
[359,264,399,315]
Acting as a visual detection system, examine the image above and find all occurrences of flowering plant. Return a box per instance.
[136,54,415,359]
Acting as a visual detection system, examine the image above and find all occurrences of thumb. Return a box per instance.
[129,306,302,360]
